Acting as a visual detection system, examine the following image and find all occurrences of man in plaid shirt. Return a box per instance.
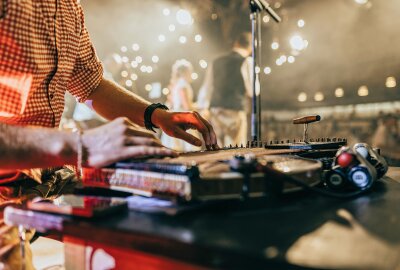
[0,0,217,267]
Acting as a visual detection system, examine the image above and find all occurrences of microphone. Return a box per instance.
[251,0,282,23]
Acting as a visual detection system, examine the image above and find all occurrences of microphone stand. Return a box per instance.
[249,0,281,142]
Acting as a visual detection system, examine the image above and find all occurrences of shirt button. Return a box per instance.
[49,93,54,99]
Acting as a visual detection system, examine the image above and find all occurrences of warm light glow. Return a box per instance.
[288,56,295,63]
[163,8,170,16]
[152,55,159,63]
[211,13,218,20]
[120,46,127,53]
[199,60,208,69]
[162,88,170,95]
[191,73,198,80]
[314,92,324,101]
[263,15,270,23]
[386,76,396,88]
[297,19,305,28]
[276,58,283,66]
[176,9,192,25]
[146,66,153,73]
[298,92,307,102]
[279,55,287,63]
[125,80,133,87]
[195,34,202,43]
[335,87,344,97]
[358,85,369,96]
[130,74,138,81]
[264,67,271,74]
[132,43,140,51]
[121,71,128,78]
[145,84,152,91]
[255,66,261,74]
[271,42,279,50]
[140,66,147,73]
[122,56,129,63]
[179,36,187,44]
[290,35,306,51]
[158,35,166,42]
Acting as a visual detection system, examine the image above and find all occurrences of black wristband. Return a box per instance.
[144,103,169,132]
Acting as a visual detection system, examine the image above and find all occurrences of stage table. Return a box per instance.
[7,168,400,270]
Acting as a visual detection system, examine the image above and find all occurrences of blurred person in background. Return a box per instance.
[197,32,253,146]
[162,59,200,152]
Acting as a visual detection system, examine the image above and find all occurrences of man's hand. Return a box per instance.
[82,117,177,168]
[151,109,219,150]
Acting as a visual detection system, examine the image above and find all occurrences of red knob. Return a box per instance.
[337,152,356,168]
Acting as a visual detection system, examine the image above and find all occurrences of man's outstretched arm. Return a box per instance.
[88,78,219,150]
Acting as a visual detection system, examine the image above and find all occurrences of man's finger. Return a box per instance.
[171,126,202,147]
[194,112,219,149]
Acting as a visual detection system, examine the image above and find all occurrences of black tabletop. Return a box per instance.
[57,168,400,270]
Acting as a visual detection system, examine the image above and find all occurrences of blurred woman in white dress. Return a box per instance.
[162,59,200,152]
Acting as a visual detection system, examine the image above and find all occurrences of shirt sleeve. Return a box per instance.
[67,4,103,103]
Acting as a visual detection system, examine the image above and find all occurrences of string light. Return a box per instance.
[152,55,159,63]
[121,70,128,78]
[335,87,344,97]
[145,84,152,91]
[264,67,271,74]
[290,34,306,51]
[358,86,369,96]
[135,56,143,63]
[255,66,261,74]
[176,9,192,25]
[163,8,170,16]
[120,46,127,52]
[158,34,166,42]
[122,56,129,63]
[386,76,397,88]
[132,43,140,51]
[125,80,133,87]
[263,15,270,23]
[130,74,138,81]
[191,73,198,80]
[199,60,208,69]
[195,34,202,43]
[314,92,324,101]
[169,24,176,32]
[131,61,138,68]
[297,19,305,28]
[271,42,279,50]
[298,92,307,102]
[162,88,170,95]
[140,66,147,73]
[146,66,153,73]
[179,36,187,44]
[288,56,295,63]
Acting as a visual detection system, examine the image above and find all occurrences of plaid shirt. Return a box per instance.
[0,0,103,184]
[0,0,103,128]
